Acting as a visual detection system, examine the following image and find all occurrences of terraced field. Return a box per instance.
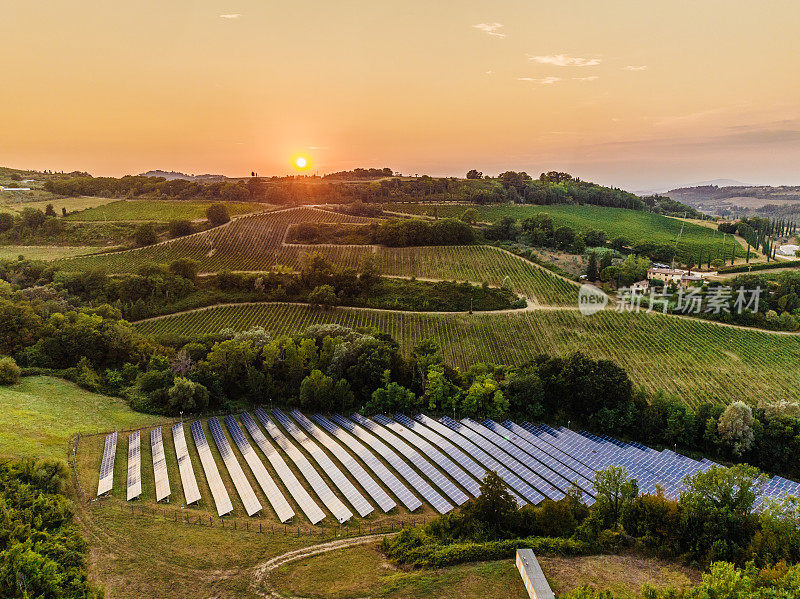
[386,203,745,261]
[61,207,578,305]
[134,304,800,408]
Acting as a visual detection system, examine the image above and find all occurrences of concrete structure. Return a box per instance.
[516,549,555,599]
[631,279,649,292]
[647,268,708,288]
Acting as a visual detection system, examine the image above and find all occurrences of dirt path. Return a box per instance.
[251,533,394,599]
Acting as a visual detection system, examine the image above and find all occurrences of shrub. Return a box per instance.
[0,356,21,385]
[206,203,230,226]
[134,223,158,246]
[168,219,194,238]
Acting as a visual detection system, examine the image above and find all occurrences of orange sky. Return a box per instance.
[2,0,799,190]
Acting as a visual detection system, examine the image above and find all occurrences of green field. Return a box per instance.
[134,303,800,409]
[0,194,115,215]
[387,203,744,261]
[65,199,273,221]
[60,207,579,305]
[0,244,105,260]
[0,376,158,459]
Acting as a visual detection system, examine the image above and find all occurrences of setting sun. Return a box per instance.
[293,156,310,171]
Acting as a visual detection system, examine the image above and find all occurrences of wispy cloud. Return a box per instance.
[473,23,505,38]
[625,65,648,71]
[307,146,326,150]
[574,76,599,82]
[219,13,241,19]
[528,54,601,67]
[518,76,562,85]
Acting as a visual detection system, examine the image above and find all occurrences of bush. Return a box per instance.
[168,219,194,238]
[0,356,21,385]
[134,223,158,246]
[206,203,230,226]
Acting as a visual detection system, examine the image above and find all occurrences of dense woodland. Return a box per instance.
[0,458,101,598]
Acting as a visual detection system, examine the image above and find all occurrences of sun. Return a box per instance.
[292,155,311,171]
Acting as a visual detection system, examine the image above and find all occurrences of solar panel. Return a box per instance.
[97,431,117,496]
[126,431,142,501]
[374,414,482,498]
[312,414,422,512]
[151,427,171,502]
[288,410,396,513]
[271,409,373,517]
[171,422,201,505]
[394,413,487,483]
[255,408,352,523]
[330,414,453,514]
[190,420,233,517]
[240,411,324,524]
[224,415,294,522]
[352,413,469,506]
[413,414,537,506]
[208,417,262,517]
[458,418,565,501]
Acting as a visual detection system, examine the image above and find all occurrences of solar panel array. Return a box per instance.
[171,422,201,505]
[126,431,142,501]
[151,427,171,502]
[256,408,353,523]
[312,414,422,512]
[224,415,294,522]
[241,411,325,524]
[97,412,800,518]
[190,420,233,516]
[272,409,373,517]
[289,410,396,513]
[331,414,452,514]
[352,413,469,506]
[97,432,117,496]
[208,417,262,516]
[374,414,482,498]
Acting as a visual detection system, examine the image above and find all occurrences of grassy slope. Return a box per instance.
[0,245,105,260]
[65,199,273,221]
[134,303,800,408]
[0,376,157,459]
[0,195,115,215]
[270,542,697,598]
[386,203,744,260]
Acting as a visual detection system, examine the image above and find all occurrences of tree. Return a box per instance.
[168,258,199,281]
[134,223,157,246]
[466,169,482,179]
[718,401,755,456]
[206,203,230,226]
[168,219,194,237]
[610,236,629,251]
[584,229,607,247]
[459,208,479,225]
[553,226,575,250]
[586,251,599,281]
[0,356,21,385]
[497,171,532,193]
[0,212,13,232]
[592,466,638,529]
[299,369,336,411]
[308,284,338,309]
[167,377,209,412]
[21,207,46,229]
[460,471,519,539]
[45,203,57,217]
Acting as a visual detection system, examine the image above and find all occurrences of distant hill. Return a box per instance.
[139,170,226,182]
[666,184,800,218]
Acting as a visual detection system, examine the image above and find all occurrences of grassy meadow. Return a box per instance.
[65,199,273,221]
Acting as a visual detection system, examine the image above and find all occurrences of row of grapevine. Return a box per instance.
[61,207,579,305]
[135,304,800,409]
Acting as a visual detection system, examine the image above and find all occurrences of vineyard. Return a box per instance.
[134,303,800,409]
[385,203,746,262]
[61,207,578,305]
[65,199,271,221]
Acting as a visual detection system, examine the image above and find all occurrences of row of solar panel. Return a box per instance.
[98,412,800,520]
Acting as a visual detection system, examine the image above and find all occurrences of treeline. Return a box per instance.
[0,459,102,598]
[41,171,700,217]
[385,464,800,579]
[289,218,476,247]
[719,216,797,262]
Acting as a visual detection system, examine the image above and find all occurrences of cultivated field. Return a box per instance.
[0,244,105,260]
[134,304,800,408]
[65,199,272,221]
[61,207,579,305]
[0,194,116,215]
[386,203,745,261]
